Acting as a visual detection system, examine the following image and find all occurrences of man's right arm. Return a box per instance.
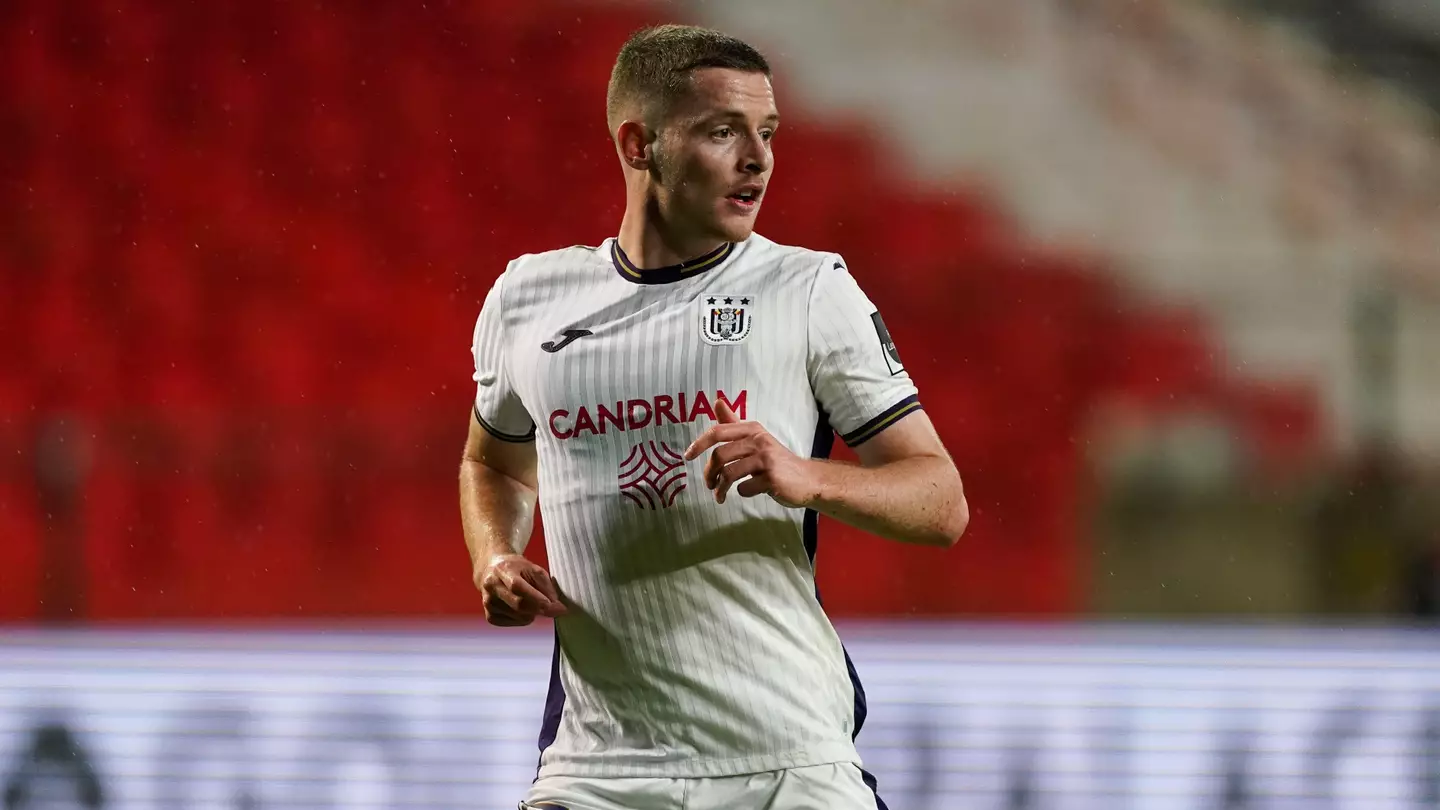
[459,409,567,626]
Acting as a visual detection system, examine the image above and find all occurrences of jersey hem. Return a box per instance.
[536,741,861,780]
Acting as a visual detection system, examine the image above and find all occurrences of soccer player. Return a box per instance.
[459,24,968,810]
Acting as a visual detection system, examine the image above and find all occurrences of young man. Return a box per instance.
[460,24,968,810]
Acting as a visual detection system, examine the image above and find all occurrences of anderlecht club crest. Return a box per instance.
[699,294,754,345]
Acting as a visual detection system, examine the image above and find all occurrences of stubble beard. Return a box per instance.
[648,141,715,244]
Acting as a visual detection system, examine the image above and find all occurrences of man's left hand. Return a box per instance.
[683,400,821,508]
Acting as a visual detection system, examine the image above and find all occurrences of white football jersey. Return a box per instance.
[471,234,921,779]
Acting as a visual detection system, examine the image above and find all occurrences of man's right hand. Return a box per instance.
[475,553,568,626]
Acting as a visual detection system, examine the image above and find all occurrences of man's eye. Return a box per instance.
[712,127,734,139]
[760,129,775,142]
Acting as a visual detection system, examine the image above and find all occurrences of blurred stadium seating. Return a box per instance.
[0,0,1171,619]
[12,0,1417,622]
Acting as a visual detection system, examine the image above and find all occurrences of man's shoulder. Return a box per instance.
[739,234,837,277]
[491,243,609,303]
[506,242,607,275]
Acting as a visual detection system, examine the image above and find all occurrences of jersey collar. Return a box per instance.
[610,239,734,285]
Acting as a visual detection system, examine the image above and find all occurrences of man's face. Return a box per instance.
[651,67,777,244]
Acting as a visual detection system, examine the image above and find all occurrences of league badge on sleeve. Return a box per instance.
[699,294,754,345]
[872,311,904,375]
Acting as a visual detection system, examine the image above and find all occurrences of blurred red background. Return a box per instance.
[0,0,1325,622]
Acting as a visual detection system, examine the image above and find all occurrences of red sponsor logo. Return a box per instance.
[618,441,688,509]
[548,390,746,440]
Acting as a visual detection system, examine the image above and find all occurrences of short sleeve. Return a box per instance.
[471,272,536,442]
[807,257,922,447]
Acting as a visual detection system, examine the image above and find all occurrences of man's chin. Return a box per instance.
[713,215,758,243]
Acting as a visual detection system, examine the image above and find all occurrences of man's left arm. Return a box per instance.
[685,400,968,547]
[686,254,969,547]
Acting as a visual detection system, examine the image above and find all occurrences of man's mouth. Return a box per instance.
[727,187,763,206]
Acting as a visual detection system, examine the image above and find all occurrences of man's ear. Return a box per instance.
[616,120,653,170]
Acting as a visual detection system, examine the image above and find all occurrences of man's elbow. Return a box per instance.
[938,492,969,548]
[918,473,968,548]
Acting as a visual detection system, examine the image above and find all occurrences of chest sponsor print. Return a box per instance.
[617,441,688,509]
[547,389,747,440]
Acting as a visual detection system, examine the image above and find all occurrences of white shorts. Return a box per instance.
[521,762,884,810]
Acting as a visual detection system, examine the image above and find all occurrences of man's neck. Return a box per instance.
[616,203,726,270]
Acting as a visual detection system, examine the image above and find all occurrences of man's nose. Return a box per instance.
[740,134,771,174]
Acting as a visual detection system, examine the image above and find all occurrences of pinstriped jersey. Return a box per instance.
[470,234,922,779]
